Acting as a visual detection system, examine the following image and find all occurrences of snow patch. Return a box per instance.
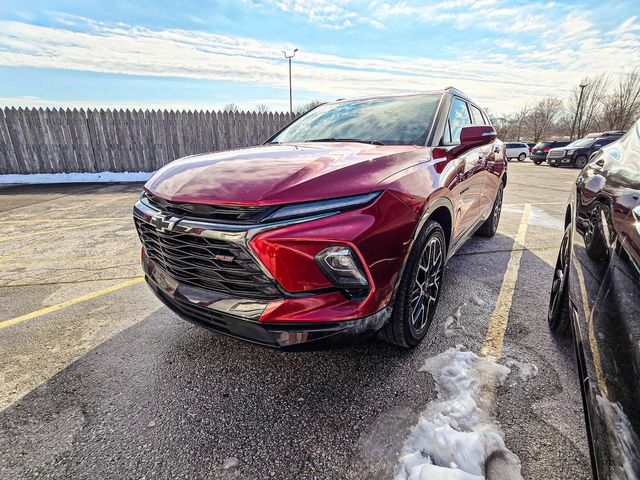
[394,347,523,480]
[503,358,539,384]
[0,172,154,184]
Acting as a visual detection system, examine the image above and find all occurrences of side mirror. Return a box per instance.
[460,125,497,145]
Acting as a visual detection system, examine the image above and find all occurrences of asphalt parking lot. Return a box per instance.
[0,161,592,479]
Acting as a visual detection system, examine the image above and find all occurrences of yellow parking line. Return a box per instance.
[480,204,531,358]
[0,277,144,330]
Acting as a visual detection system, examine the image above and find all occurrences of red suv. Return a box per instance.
[134,88,507,348]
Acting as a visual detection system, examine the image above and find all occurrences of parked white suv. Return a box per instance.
[505,142,529,162]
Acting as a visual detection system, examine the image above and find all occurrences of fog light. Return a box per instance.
[315,246,368,289]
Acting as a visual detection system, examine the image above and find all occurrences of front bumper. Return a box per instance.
[144,256,390,348]
[134,190,417,346]
[547,155,574,166]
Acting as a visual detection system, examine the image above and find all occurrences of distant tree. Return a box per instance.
[601,68,640,130]
[513,106,529,141]
[527,97,563,142]
[295,100,324,116]
[568,74,609,139]
[256,104,270,113]
[223,103,239,113]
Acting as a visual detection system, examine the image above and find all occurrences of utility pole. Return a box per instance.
[282,49,298,115]
[570,83,588,141]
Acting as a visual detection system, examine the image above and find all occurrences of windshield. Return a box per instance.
[270,95,441,146]
[567,138,595,148]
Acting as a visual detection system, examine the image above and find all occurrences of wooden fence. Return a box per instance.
[0,108,294,174]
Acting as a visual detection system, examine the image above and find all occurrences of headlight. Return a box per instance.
[262,192,381,222]
[315,245,369,291]
[567,149,575,156]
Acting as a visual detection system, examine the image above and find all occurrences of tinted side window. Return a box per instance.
[470,105,484,125]
[448,98,472,144]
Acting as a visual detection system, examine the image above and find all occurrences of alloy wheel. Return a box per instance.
[492,186,503,230]
[409,236,444,334]
[549,229,569,319]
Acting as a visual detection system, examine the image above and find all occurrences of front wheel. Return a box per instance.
[533,160,543,165]
[476,183,503,237]
[548,225,572,335]
[379,221,446,348]
[574,155,588,169]
[518,153,526,162]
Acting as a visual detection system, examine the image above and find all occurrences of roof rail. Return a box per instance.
[444,86,467,97]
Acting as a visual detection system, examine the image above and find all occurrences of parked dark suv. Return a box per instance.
[547,131,625,169]
[530,141,570,165]
[548,120,640,478]
[134,88,507,348]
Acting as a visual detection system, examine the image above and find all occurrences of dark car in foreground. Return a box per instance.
[547,132,625,169]
[548,119,640,478]
[133,88,507,348]
[530,141,570,165]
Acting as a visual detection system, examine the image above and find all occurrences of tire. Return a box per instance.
[550,163,558,167]
[574,155,588,169]
[548,225,572,335]
[517,152,526,162]
[379,221,446,348]
[533,160,542,165]
[476,182,503,237]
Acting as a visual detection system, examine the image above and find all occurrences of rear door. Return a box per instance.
[445,97,486,240]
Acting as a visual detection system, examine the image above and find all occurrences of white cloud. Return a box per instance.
[0,14,638,113]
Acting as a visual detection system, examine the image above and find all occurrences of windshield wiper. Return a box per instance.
[306,138,386,146]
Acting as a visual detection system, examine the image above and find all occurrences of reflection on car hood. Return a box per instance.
[145,143,427,205]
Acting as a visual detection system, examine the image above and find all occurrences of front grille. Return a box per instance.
[144,193,274,224]
[135,218,281,299]
[547,150,565,158]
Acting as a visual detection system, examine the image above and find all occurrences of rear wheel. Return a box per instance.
[533,160,543,165]
[574,155,588,169]
[379,221,445,348]
[476,183,503,237]
[517,152,526,162]
[548,225,572,335]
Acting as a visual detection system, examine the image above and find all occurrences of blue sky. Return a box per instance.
[0,0,638,113]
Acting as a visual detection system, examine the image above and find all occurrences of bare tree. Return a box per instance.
[256,104,270,113]
[223,103,239,113]
[601,68,640,130]
[487,108,528,141]
[295,100,324,116]
[568,75,610,139]
[514,106,529,141]
[527,97,563,142]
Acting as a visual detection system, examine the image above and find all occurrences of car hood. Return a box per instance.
[145,143,427,206]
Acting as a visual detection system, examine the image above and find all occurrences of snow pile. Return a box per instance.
[0,171,154,184]
[394,347,523,480]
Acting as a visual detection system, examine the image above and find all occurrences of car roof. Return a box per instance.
[329,87,473,105]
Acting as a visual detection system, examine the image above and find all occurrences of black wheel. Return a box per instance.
[533,160,542,165]
[550,163,558,167]
[517,153,526,162]
[476,183,503,237]
[379,221,445,348]
[584,205,609,262]
[574,155,588,169]
[548,225,572,335]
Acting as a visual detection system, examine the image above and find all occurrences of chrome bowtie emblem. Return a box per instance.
[150,213,180,233]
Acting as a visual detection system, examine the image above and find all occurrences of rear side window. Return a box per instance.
[447,98,472,144]
[470,105,485,125]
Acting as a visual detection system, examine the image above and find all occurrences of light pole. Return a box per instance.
[282,49,298,115]
[570,83,588,141]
